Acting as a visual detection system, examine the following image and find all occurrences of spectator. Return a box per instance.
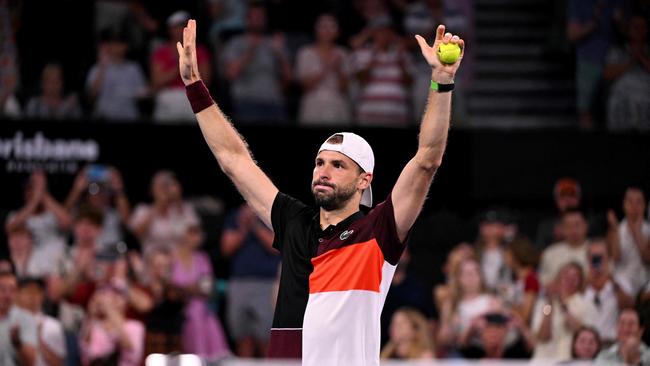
[221,203,277,357]
[207,0,247,45]
[502,237,540,325]
[222,4,291,123]
[151,11,212,123]
[536,177,582,250]
[5,171,71,277]
[475,209,510,291]
[295,14,352,125]
[460,311,535,359]
[85,29,148,121]
[129,170,199,256]
[79,286,145,366]
[433,243,475,315]
[351,16,414,126]
[7,225,42,279]
[436,258,502,354]
[532,262,597,361]
[538,209,590,287]
[380,307,434,360]
[582,239,634,345]
[401,0,441,121]
[65,165,131,250]
[0,0,20,118]
[596,307,650,364]
[567,0,625,129]
[25,63,82,120]
[605,16,650,131]
[172,220,230,360]
[570,326,602,361]
[0,270,37,366]
[130,249,184,356]
[16,277,66,366]
[607,187,650,295]
[48,206,105,334]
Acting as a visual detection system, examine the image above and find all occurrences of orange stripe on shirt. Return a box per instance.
[309,239,384,294]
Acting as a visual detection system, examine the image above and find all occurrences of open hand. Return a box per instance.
[176,19,201,86]
[414,24,464,83]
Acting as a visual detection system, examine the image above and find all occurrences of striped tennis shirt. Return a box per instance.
[267,192,407,365]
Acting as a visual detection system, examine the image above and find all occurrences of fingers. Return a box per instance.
[435,24,445,42]
[414,34,429,50]
[458,38,465,58]
[443,32,452,43]
[176,42,183,58]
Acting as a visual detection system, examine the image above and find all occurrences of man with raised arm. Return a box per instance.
[177,19,463,365]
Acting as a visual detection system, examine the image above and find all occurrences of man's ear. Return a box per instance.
[358,172,373,190]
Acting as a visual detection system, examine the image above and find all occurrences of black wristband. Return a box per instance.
[430,80,455,93]
[186,80,215,114]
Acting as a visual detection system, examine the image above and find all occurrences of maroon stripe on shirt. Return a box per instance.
[267,329,302,359]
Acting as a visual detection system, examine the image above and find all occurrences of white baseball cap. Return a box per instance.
[318,132,374,207]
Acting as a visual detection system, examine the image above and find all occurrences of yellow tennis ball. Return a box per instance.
[437,43,461,64]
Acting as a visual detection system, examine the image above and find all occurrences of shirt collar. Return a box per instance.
[315,210,365,237]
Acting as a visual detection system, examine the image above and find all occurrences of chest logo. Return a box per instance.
[340,230,354,241]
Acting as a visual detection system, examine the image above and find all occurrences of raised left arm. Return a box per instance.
[392,25,464,241]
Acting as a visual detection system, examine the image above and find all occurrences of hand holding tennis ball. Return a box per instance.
[414,24,464,83]
[437,43,461,64]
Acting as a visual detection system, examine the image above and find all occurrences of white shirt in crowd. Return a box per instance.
[532,293,598,361]
[35,313,66,366]
[614,219,650,295]
[582,280,627,342]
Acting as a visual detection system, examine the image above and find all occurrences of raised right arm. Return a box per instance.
[179,20,278,226]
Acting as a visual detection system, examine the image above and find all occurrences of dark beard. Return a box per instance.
[312,181,357,211]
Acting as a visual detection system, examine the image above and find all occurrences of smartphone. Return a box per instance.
[87,164,109,183]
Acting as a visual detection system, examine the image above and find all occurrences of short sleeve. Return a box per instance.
[42,317,66,357]
[128,204,150,231]
[18,310,38,346]
[369,194,408,265]
[524,273,540,294]
[271,192,311,251]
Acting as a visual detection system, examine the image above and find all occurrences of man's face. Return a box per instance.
[481,323,508,351]
[0,275,17,314]
[17,283,43,314]
[74,218,101,246]
[562,212,587,244]
[618,309,642,342]
[312,151,368,211]
[556,193,579,213]
[623,189,646,221]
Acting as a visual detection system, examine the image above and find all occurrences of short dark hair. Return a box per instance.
[76,205,104,226]
[18,277,46,290]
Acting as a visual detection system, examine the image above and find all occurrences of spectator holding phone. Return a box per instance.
[65,165,132,250]
[582,239,634,345]
[129,170,199,256]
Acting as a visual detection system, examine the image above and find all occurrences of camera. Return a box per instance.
[484,312,510,325]
[591,254,603,268]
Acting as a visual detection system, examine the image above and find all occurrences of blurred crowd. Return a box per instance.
[0,0,647,129]
[1,164,650,365]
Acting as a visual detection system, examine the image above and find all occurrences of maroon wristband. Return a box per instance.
[185,80,214,114]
